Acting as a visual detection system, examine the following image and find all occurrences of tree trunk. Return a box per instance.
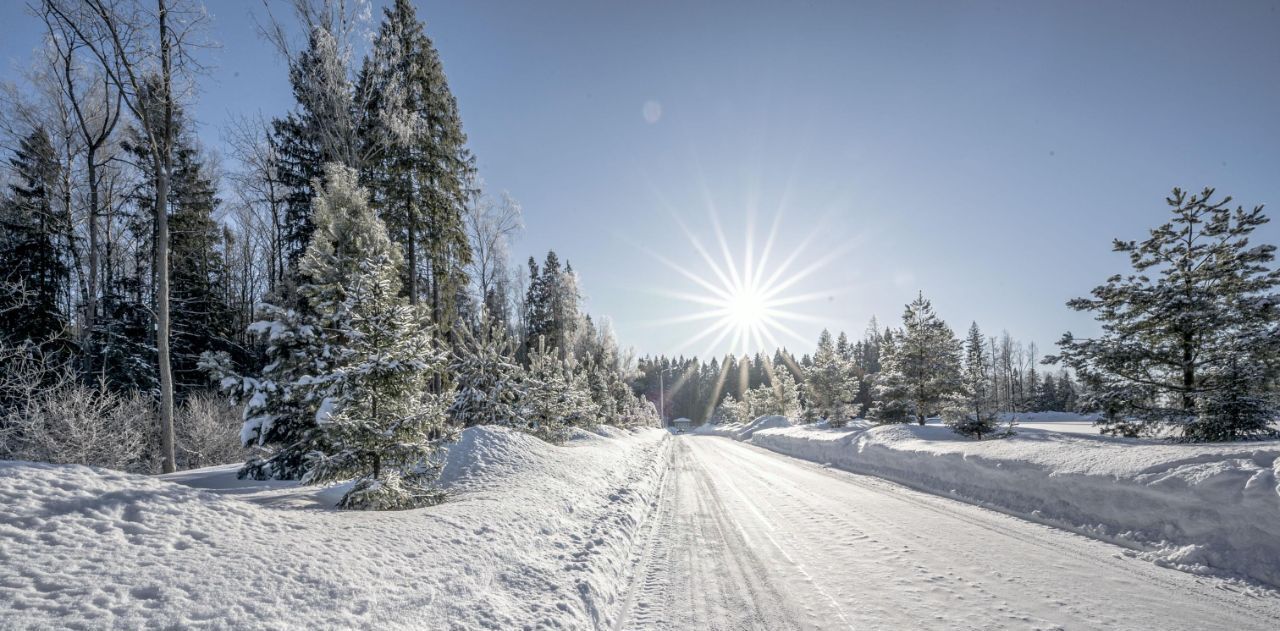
[156,163,176,473]
[85,155,99,374]
[156,0,177,474]
[406,199,418,305]
[1181,329,1195,413]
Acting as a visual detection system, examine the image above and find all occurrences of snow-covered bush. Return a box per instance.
[0,369,156,473]
[175,392,248,470]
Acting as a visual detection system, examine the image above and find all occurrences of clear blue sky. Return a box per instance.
[3,0,1278,359]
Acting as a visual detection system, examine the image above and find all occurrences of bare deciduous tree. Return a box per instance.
[44,0,209,473]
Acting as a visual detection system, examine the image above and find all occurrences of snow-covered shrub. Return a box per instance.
[1,374,156,473]
[175,392,248,469]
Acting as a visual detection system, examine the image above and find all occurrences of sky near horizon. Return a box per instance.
[2,0,1278,359]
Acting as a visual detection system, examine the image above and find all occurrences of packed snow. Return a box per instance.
[617,435,1280,629]
[0,426,669,629]
[700,415,1280,588]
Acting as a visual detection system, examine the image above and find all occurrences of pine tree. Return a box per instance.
[449,311,524,428]
[870,292,962,424]
[944,322,1000,438]
[868,331,912,422]
[1049,188,1280,440]
[713,393,749,425]
[0,127,69,350]
[521,337,596,443]
[210,165,454,501]
[768,368,803,419]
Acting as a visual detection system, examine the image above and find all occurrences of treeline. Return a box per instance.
[0,0,655,509]
[638,317,1081,435]
[644,187,1280,443]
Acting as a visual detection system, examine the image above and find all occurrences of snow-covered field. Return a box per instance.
[701,416,1280,588]
[0,426,669,630]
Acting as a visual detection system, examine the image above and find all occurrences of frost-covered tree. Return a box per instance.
[210,166,454,508]
[764,368,803,420]
[713,393,749,425]
[274,24,359,265]
[449,311,524,428]
[803,329,857,426]
[944,322,1000,438]
[359,0,473,336]
[870,292,961,424]
[521,337,596,442]
[1049,188,1280,440]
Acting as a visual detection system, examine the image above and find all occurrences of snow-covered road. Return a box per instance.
[614,435,1280,630]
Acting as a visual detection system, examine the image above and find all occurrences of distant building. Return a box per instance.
[671,417,693,432]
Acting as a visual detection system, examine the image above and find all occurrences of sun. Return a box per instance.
[726,285,767,329]
[642,208,846,358]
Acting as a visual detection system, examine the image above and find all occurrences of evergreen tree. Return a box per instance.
[0,127,69,349]
[521,337,596,443]
[210,165,453,499]
[944,322,1000,438]
[449,311,524,428]
[768,368,803,419]
[868,331,912,422]
[870,292,962,424]
[803,329,857,426]
[713,393,749,425]
[359,0,474,335]
[167,140,238,393]
[274,26,359,266]
[1049,188,1280,440]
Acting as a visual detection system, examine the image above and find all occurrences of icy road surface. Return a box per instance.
[614,436,1280,630]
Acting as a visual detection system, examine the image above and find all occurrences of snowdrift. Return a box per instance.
[692,414,789,440]
[0,425,670,629]
[712,417,1280,588]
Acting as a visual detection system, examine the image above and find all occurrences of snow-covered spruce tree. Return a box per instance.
[803,329,857,426]
[1048,188,1280,441]
[712,393,749,425]
[448,311,525,428]
[870,292,962,425]
[359,0,474,334]
[944,322,1001,438]
[521,337,596,443]
[210,166,455,510]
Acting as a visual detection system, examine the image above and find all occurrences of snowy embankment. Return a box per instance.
[699,417,1280,588]
[0,426,670,630]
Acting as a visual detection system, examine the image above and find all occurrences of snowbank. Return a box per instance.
[0,425,670,629]
[693,414,790,440]
[722,418,1280,587]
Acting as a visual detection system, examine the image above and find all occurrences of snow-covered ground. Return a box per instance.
[1000,411,1103,435]
[0,426,669,630]
[616,435,1280,629]
[700,416,1280,588]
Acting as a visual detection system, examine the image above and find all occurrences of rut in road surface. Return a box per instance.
[613,435,1280,630]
